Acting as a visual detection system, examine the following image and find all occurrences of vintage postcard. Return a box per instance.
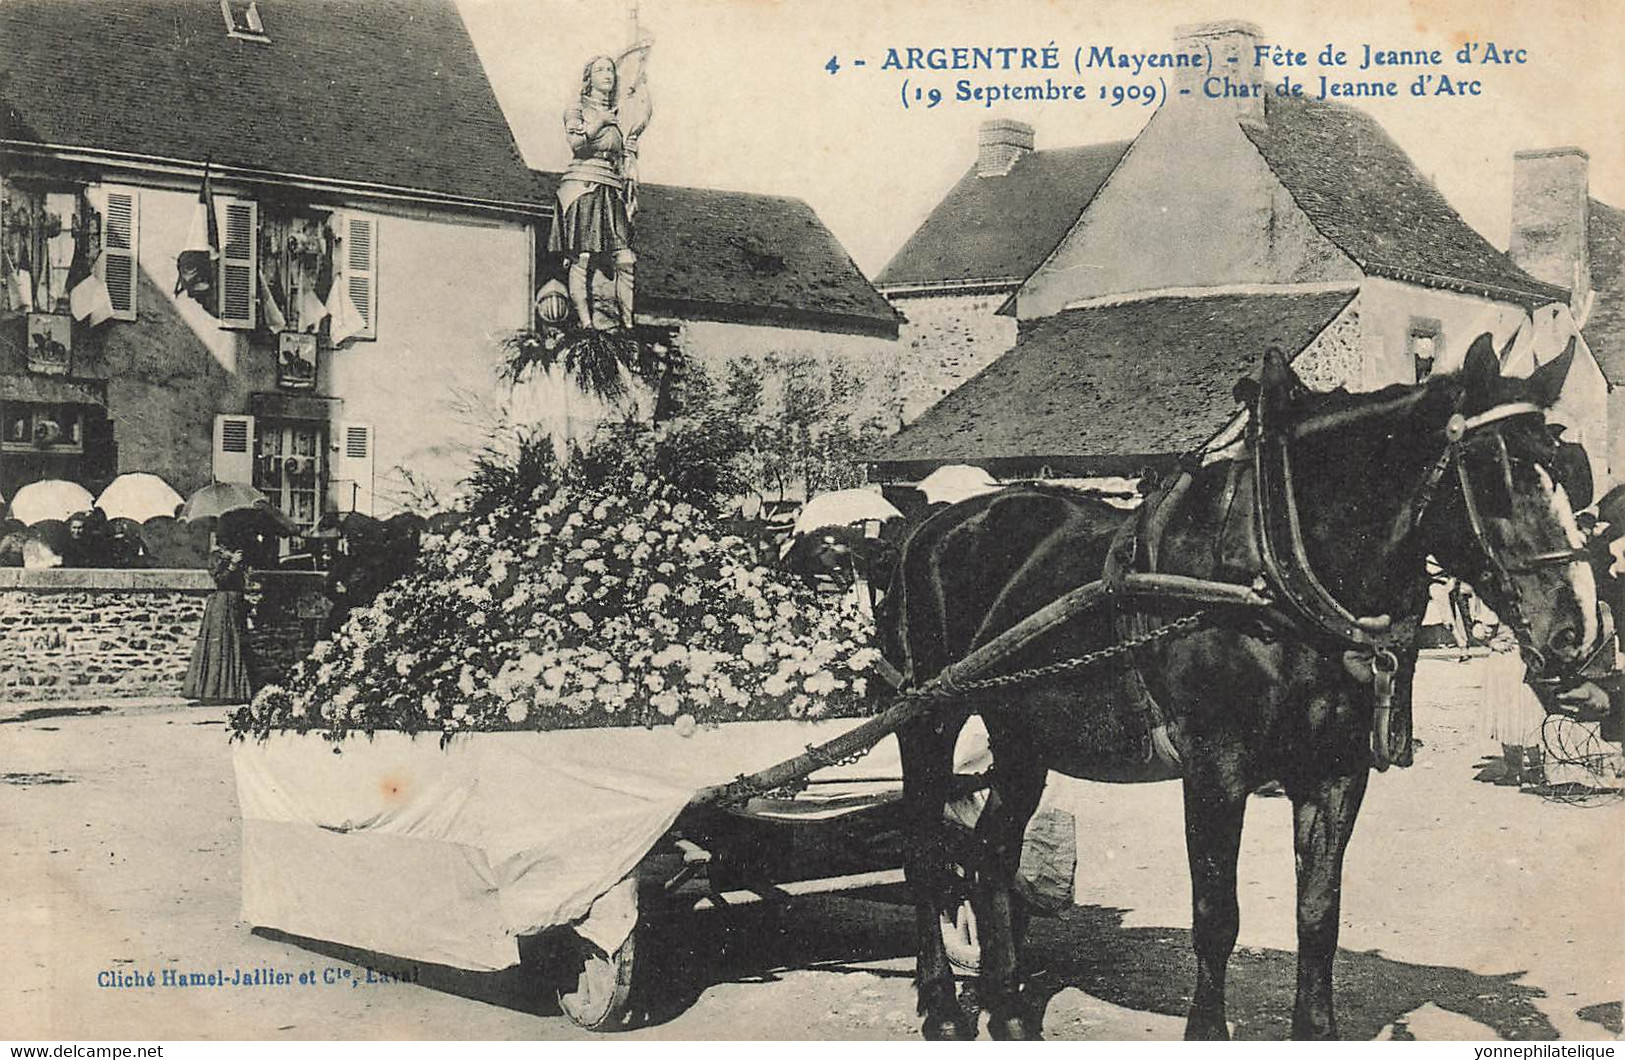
[1,0,1621,1046]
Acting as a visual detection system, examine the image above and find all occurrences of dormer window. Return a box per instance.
[221,0,269,42]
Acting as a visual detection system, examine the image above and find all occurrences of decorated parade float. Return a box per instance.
[226,413,1074,1028]
[227,32,1080,1027]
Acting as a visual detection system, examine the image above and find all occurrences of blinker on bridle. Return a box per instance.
[1410,399,1592,678]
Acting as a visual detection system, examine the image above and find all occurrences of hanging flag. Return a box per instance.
[324,271,365,344]
[296,280,327,333]
[258,271,288,332]
[13,250,33,313]
[69,272,115,325]
[175,161,220,314]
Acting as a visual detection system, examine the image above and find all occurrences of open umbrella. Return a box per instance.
[96,472,184,523]
[181,483,302,536]
[180,482,271,522]
[917,465,1001,506]
[793,489,902,536]
[8,479,95,525]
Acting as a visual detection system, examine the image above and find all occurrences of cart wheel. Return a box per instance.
[554,928,640,1031]
[940,899,980,975]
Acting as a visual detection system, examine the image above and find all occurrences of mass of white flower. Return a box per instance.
[233,453,880,739]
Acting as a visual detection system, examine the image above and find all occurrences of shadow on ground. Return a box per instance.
[650,898,1561,1040]
[1576,1001,1621,1035]
[1018,905,1558,1041]
[256,899,1563,1040]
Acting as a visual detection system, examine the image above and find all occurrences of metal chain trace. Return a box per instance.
[747,609,1209,801]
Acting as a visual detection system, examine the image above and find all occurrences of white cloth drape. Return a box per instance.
[234,720,992,971]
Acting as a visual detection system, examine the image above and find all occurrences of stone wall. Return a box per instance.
[0,568,327,702]
[888,291,1019,423]
[0,569,211,700]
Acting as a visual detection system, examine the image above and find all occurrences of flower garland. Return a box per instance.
[231,457,882,741]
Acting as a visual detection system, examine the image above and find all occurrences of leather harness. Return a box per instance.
[1101,372,1588,771]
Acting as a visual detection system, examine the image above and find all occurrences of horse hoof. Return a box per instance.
[988,1014,1043,1041]
[922,1014,976,1041]
[1183,1016,1230,1041]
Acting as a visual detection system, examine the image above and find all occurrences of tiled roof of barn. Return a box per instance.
[0,0,537,208]
[1243,94,1567,305]
[532,171,901,337]
[1584,197,1625,386]
[868,289,1356,474]
[873,141,1131,290]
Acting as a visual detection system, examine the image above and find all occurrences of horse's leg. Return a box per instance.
[898,717,972,1040]
[1182,768,1249,1040]
[1288,768,1368,1039]
[970,750,1047,1040]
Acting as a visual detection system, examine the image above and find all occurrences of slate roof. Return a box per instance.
[873,141,1131,290]
[0,0,536,209]
[534,172,900,337]
[868,290,1356,475]
[1584,198,1625,386]
[1243,94,1565,305]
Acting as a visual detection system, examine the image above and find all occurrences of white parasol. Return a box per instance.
[917,465,1001,506]
[793,489,902,536]
[8,479,95,525]
[95,473,184,523]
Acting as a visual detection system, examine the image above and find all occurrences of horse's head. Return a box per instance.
[1417,333,1598,679]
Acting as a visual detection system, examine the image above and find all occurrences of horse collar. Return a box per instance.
[1249,382,1411,651]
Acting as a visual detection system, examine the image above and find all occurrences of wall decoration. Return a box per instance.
[277,331,318,390]
[25,312,72,375]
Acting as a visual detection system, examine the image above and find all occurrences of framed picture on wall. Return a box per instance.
[277,332,318,390]
[25,313,71,375]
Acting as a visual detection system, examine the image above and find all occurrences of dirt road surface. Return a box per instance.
[2,657,1620,1041]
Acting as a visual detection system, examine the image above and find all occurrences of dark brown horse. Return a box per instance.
[877,335,1598,1040]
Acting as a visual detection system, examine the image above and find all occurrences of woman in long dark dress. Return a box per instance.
[182,542,253,704]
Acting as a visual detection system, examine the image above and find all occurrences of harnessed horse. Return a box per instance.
[877,333,1599,1040]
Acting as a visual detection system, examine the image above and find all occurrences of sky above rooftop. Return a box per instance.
[457,0,1625,277]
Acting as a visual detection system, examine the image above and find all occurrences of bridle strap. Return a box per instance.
[1459,401,1545,433]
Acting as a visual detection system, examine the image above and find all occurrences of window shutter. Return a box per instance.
[213,414,255,483]
[344,213,377,339]
[330,422,375,515]
[217,198,257,328]
[98,186,139,320]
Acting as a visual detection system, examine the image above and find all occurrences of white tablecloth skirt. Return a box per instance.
[233,719,990,971]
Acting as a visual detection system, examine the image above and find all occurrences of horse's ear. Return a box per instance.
[1259,346,1296,392]
[1498,329,1519,365]
[1461,333,1501,396]
[1526,336,1576,408]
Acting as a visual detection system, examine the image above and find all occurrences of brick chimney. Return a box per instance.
[1510,147,1590,307]
[1173,20,1265,128]
[977,119,1034,177]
